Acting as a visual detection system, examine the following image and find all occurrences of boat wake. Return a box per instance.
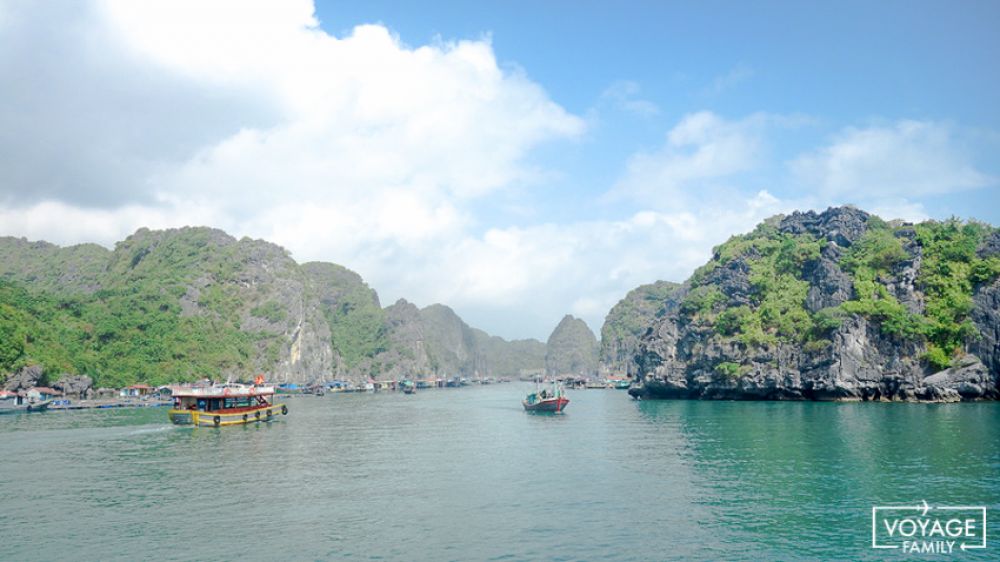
[127,425,176,436]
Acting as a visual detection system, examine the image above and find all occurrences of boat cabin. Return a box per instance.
[171,388,272,412]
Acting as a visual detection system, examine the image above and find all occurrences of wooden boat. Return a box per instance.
[0,391,52,414]
[522,383,569,413]
[401,380,416,394]
[167,379,286,427]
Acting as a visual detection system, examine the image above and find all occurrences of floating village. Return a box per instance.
[2,368,635,422]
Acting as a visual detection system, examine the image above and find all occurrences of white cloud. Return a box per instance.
[415,191,788,338]
[790,120,994,199]
[0,200,224,247]
[3,3,992,343]
[600,80,660,117]
[610,111,769,209]
[0,0,592,339]
[864,199,930,223]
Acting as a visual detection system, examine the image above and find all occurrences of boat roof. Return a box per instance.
[169,384,274,398]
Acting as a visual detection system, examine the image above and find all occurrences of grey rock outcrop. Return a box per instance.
[626,207,1000,402]
[600,281,679,377]
[778,206,869,247]
[971,236,1000,377]
[52,374,93,397]
[546,315,598,378]
[4,365,44,392]
[921,356,997,401]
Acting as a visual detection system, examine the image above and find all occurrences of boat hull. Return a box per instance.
[0,400,52,414]
[522,397,569,413]
[168,403,287,427]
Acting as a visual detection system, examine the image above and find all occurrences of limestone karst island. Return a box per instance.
[3,207,999,404]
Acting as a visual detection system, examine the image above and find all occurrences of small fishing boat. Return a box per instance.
[167,377,286,427]
[401,380,416,394]
[522,383,569,413]
[0,390,52,414]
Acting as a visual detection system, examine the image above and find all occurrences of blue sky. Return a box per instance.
[1,1,998,340]
[318,0,1000,223]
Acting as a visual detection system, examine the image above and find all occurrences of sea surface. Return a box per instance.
[1,385,998,561]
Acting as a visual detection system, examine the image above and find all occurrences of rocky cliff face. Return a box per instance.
[302,261,385,378]
[600,281,679,377]
[545,315,599,377]
[626,207,1000,402]
[104,227,335,383]
[971,231,1000,378]
[0,228,544,386]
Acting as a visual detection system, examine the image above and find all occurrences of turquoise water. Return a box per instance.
[1,386,998,561]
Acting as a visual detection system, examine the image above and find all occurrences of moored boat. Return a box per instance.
[0,390,52,414]
[522,383,569,413]
[167,379,286,427]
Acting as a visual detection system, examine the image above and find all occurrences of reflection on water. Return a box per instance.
[637,400,1000,560]
[1,388,997,561]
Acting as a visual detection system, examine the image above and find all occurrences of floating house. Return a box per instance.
[121,384,153,398]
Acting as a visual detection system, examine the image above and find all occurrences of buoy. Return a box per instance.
[213,416,221,427]
[242,414,248,422]
[281,405,288,415]
[255,411,261,420]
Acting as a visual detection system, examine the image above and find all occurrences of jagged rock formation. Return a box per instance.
[53,374,93,398]
[545,315,599,378]
[3,365,43,392]
[624,206,1000,402]
[971,231,1000,377]
[0,228,544,387]
[600,281,679,377]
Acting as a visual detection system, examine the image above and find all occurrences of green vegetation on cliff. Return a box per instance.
[303,262,388,370]
[681,213,1000,371]
[0,229,278,387]
[688,221,825,346]
[1,229,546,387]
[600,281,679,375]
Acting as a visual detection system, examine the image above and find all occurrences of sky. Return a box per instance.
[1,0,998,341]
